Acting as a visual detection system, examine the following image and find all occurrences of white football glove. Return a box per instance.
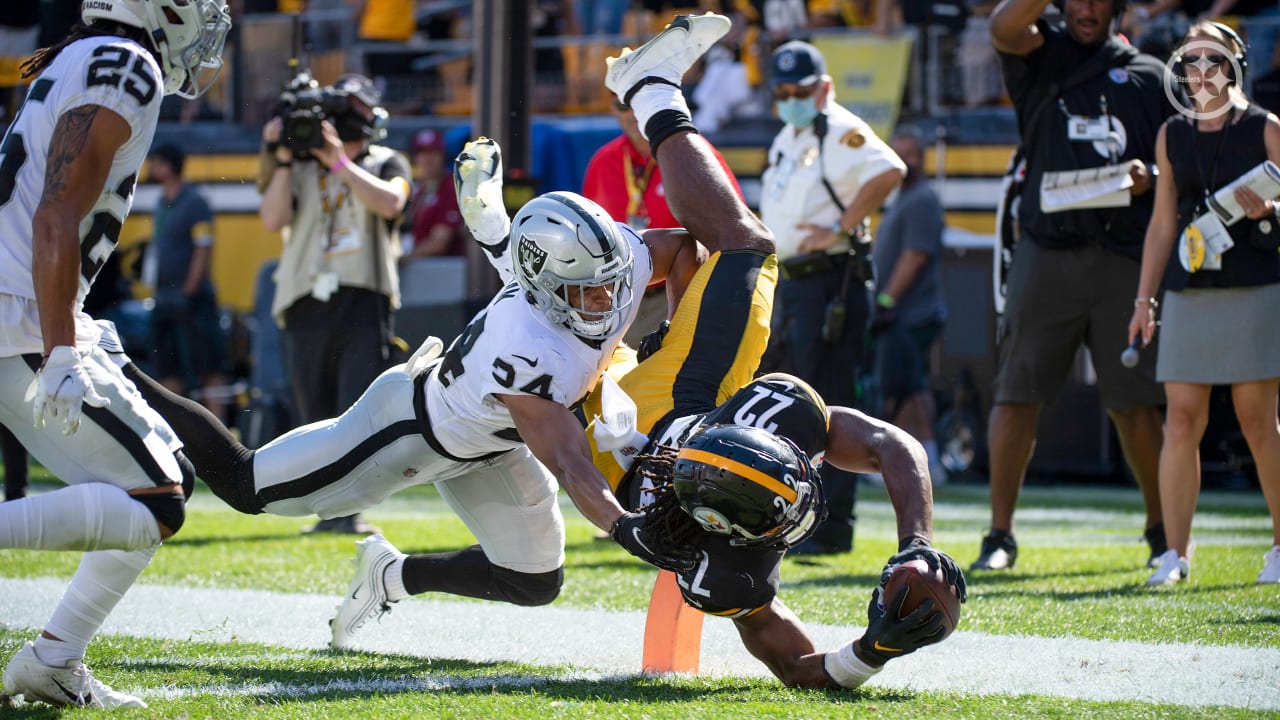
[454,137,514,283]
[25,345,110,435]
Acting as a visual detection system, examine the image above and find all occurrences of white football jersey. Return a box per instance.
[0,36,163,353]
[425,226,654,458]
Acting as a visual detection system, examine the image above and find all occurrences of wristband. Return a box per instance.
[329,154,350,174]
[876,292,896,309]
[1134,297,1158,309]
[822,640,882,689]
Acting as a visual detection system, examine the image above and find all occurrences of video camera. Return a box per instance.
[276,70,390,160]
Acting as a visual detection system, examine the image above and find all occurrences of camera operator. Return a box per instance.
[259,73,411,535]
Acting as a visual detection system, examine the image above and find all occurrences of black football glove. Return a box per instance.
[610,510,699,572]
[857,584,945,666]
[884,537,968,604]
[636,321,670,362]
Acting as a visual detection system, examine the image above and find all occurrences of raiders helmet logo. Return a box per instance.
[517,235,548,277]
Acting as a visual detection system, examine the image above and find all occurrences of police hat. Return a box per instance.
[771,41,826,87]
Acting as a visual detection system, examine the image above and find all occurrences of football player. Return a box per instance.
[0,0,230,709]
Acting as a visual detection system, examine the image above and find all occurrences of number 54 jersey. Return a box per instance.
[0,35,163,354]
[422,225,654,459]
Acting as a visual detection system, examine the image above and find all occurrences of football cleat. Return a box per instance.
[969,529,1017,571]
[453,137,511,247]
[330,533,404,649]
[1143,523,1168,569]
[2,642,146,709]
[604,13,732,106]
[1146,549,1190,586]
[1257,545,1280,584]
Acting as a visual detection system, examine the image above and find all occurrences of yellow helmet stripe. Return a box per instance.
[677,447,798,503]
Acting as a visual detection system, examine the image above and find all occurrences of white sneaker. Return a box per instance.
[1257,545,1280,584]
[453,137,511,247]
[2,642,146,709]
[1145,549,1190,586]
[330,533,404,649]
[604,13,732,105]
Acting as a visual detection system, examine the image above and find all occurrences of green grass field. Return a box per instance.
[1,468,1277,718]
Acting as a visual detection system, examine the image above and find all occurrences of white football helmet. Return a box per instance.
[511,191,635,340]
[82,0,232,98]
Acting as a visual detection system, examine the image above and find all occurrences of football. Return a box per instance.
[883,558,962,640]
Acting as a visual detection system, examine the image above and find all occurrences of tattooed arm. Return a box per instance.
[31,105,132,353]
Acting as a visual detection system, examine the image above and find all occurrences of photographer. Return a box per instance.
[259,73,411,535]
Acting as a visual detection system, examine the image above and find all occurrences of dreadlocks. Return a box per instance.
[634,446,703,549]
[22,22,153,80]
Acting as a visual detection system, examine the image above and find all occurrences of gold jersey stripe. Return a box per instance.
[676,447,797,503]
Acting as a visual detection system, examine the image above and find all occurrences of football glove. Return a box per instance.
[25,345,110,435]
[610,510,699,573]
[857,583,945,666]
[885,537,968,604]
[454,137,513,282]
[636,320,670,362]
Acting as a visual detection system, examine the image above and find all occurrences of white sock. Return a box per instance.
[36,546,158,667]
[384,556,408,602]
[627,83,692,140]
[0,483,162,552]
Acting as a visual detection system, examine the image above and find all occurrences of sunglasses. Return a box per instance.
[1180,53,1229,66]
[773,82,820,102]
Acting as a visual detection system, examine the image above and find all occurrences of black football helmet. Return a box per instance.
[672,424,826,549]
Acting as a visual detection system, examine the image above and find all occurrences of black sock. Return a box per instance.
[644,108,698,157]
[402,544,562,606]
[124,363,263,514]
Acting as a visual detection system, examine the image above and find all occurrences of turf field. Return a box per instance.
[1,471,1277,718]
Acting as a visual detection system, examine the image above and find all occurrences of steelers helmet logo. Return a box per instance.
[691,506,732,535]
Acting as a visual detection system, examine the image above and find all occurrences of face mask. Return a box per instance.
[777,97,819,129]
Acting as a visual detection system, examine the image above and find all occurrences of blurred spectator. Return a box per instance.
[690,44,765,132]
[401,128,465,263]
[582,96,743,346]
[0,4,39,123]
[759,41,905,555]
[1198,0,1280,90]
[534,0,579,112]
[958,0,1006,106]
[870,128,948,484]
[352,0,416,42]
[145,143,231,422]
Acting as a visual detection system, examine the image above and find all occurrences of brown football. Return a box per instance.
[883,558,962,640]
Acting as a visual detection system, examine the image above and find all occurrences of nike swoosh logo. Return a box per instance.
[53,677,87,705]
[512,354,538,367]
[873,640,903,653]
[350,583,363,601]
[631,526,653,555]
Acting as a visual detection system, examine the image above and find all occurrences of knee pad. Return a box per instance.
[491,565,563,606]
[133,490,186,535]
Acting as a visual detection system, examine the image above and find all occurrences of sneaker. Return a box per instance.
[1258,545,1280,584]
[453,137,511,246]
[970,529,1017,571]
[330,533,405,649]
[302,514,381,536]
[2,642,146,709]
[604,13,732,105]
[1146,549,1190,586]
[1143,523,1168,569]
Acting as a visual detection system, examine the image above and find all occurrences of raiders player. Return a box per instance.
[0,0,230,709]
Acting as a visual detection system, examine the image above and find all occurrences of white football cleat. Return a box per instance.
[1258,545,1280,584]
[330,533,404,649]
[2,642,146,709]
[1145,549,1190,587]
[453,136,511,247]
[604,13,732,105]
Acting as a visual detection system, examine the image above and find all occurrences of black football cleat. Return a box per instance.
[970,529,1017,571]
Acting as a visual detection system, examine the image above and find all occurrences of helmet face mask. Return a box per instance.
[672,424,827,549]
[512,191,635,340]
[83,0,232,99]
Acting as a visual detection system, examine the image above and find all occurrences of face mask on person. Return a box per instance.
[777,97,820,129]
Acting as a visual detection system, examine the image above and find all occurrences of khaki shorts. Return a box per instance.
[994,241,1164,411]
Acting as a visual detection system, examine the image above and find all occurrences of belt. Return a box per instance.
[779,251,848,281]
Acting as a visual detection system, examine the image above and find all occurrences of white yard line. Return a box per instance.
[1,577,1277,710]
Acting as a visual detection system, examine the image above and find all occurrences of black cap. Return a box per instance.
[771,41,826,86]
[332,73,381,107]
[149,142,185,174]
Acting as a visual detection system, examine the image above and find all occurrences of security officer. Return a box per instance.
[975,0,1178,570]
[759,40,906,555]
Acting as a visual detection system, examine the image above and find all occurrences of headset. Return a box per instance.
[1174,21,1249,86]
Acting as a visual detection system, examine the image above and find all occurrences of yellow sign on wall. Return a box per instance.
[813,33,914,140]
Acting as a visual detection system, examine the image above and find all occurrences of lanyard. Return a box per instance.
[1191,105,1235,208]
[622,149,656,225]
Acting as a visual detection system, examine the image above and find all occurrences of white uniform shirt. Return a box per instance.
[759,103,905,261]
[0,36,163,355]
[424,227,653,458]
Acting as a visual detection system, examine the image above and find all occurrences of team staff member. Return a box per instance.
[0,0,230,708]
[1129,22,1280,586]
[260,73,410,535]
[759,40,906,555]
[974,0,1175,571]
